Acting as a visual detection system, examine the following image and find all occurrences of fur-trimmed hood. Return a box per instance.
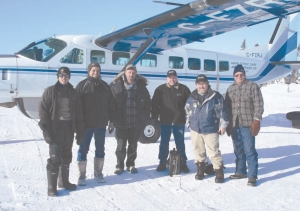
[111,71,148,85]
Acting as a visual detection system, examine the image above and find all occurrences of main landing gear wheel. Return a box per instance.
[139,118,160,144]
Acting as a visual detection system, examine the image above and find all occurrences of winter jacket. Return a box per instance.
[110,72,151,130]
[39,81,85,137]
[185,88,229,134]
[225,79,264,128]
[151,83,191,124]
[76,76,116,129]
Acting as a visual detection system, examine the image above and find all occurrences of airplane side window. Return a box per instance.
[91,50,105,64]
[188,58,200,70]
[204,59,216,71]
[169,56,183,69]
[219,61,229,72]
[60,48,84,64]
[112,52,130,66]
[2,70,9,80]
[18,38,67,62]
[140,54,157,67]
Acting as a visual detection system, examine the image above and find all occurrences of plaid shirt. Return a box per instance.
[225,79,264,127]
[123,78,137,128]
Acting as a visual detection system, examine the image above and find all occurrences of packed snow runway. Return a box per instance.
[0,83,300,211]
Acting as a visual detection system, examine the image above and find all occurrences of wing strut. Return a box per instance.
[121,37,157,72]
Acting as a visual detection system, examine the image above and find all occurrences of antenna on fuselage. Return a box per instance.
[240,39,246,50]
[152,1,185,6]
[54,34,56,38]
[98,32,102,37]
[110,27,116,33]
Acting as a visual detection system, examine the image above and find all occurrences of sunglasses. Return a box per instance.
[234,74,245,78]
[58,74,70,79]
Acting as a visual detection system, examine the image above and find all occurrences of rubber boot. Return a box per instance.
[195,162,206,180]
[47,168,58,197]
[77,160,87,186]
[94,157,106,183]
[60,164,77,190]
[215,168,224,183]
[57,166,63,188]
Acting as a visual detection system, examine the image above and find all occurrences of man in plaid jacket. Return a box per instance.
[225,64,264,187]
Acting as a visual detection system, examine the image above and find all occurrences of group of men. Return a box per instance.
[39,63,264,197]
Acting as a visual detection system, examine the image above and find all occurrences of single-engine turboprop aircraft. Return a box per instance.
[1,0,300,142]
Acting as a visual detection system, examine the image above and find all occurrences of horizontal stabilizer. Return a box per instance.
[271,61,300,70]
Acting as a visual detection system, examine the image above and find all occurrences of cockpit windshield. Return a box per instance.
[18,38,67,62]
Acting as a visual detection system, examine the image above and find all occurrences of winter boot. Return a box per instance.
[94,157,106,183]
[60,164,77,190]
[195,162,206,180]
[47,168,58,197]
[215,168,224,183]
[57,166,63,188]
[77,160,87,186]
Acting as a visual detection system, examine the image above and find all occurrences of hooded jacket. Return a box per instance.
[110,71,151,130]
[76,76,116,128]
[39,81,85,136]
[185,88,229,134]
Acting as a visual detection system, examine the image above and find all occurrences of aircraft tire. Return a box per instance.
[139,118,160,144]
[0,102,16,108]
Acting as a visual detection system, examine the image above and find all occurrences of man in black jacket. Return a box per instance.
[110,64,151,175]
[39,66,85,197]
[76,62,116,185]
[152,70,191,173]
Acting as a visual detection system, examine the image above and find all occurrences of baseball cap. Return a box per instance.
[57,66,71,79]
[125,64,137,71]
[167,70,177,77]
[195,74,208,83]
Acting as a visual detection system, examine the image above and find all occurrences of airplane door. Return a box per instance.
[0,55,18,105]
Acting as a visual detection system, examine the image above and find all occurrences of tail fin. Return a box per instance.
[231,14,299,63]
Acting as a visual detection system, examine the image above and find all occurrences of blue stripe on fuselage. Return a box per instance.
[0,32,297,83]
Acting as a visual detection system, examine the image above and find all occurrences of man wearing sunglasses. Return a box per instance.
[39,66,85,196]
[225,64,264,187]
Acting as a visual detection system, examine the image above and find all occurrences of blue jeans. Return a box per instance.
[231,126,258,178]
[77,127,106,161]
[159,124,187,164]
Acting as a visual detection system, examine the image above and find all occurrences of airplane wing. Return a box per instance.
[94,0,300,55]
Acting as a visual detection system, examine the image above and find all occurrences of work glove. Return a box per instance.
[108,122,115,134]
[76,132,85,145]
[43,130,55,144]
[250,120,260,136]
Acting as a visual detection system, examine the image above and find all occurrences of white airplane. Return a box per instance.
[1,0,300,141]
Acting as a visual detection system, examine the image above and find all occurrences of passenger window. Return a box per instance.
[2,70,9,80]
[204,59,216,71]
[169,56,183,69]
[112,52,130,66]
[91,50,105,64]
[60,48,84,64]
[140,54,157,67]
[188,58,200,70]
[219,61,229,72]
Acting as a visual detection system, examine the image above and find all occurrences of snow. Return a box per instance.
[0,83,300,211]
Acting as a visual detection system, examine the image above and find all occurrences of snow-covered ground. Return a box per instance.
[0,83,300,211]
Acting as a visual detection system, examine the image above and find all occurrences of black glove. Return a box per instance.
[108,123,115,134]
[43,130,54,144]
[76,133,85,145]
[226,126,231,137]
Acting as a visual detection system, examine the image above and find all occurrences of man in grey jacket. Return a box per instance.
[225,64,264,187]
